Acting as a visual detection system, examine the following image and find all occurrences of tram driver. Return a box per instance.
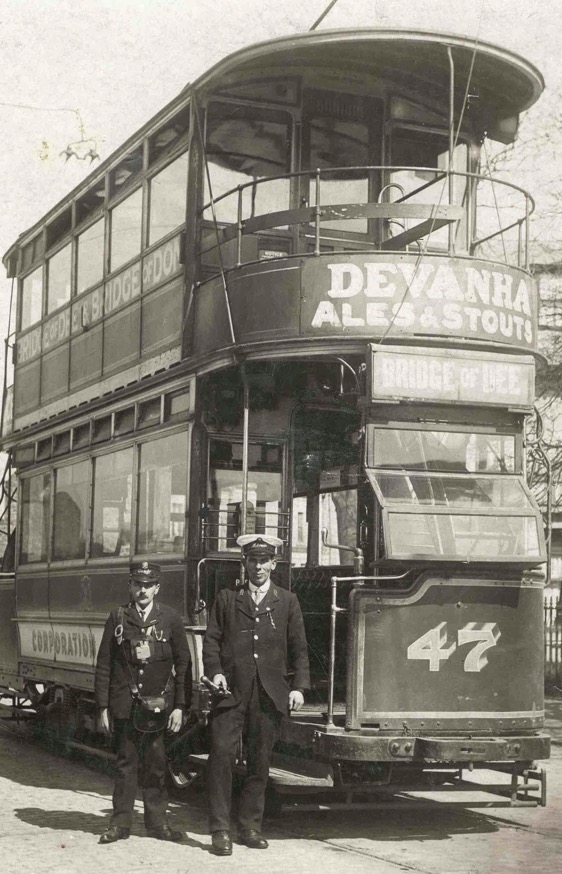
[203,533,310,855]
[94,561,191,844]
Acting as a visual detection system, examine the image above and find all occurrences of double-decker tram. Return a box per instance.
[0,28,550,807]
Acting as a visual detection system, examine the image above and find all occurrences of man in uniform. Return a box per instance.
[203,534,310,855]
[95,561,191,844]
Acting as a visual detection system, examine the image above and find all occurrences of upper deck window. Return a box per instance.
[148,151,188,245]
[47,243,72,314]
[110,145,143,197]
[76,179,106,225]
[304,89,380,234]
[149,105,190,164]
[77,218,104,294]
[110,188,143,272]
[204,102,291,224]
[22,235,44,272]
[20,266,43,331]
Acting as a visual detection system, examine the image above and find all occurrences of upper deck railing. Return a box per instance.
[199,166,534,274]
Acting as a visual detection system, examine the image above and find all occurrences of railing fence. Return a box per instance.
[544,594,562,689]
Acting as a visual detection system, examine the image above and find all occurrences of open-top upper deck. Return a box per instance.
[1,29,544,440]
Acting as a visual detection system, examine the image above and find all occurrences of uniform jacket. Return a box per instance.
[203,583,310,714]
[95,601,191,720]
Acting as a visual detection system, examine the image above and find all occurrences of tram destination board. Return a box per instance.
[368,345,535,409]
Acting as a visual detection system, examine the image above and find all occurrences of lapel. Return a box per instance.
[236,586,255,619]
[123,603,143,629]
[255,582,280,616]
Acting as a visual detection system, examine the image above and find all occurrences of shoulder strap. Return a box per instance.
[114,605,125,645]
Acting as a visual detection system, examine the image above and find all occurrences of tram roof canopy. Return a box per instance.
[194,28,544,140]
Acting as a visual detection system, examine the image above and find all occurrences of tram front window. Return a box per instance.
[206,439,283,552]
[366,425,544,563]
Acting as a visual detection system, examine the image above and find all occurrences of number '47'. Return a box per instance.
[407,622,501,672]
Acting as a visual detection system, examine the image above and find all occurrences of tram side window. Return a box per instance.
[137,432,188,554]
[148,151,189,245]
[77,218,104,294]
[47,243,72,314]
[20,266,43,331]
[53,461,89,560]
[204,102,291,224]
[206,439,283,552]
[91,448,133,557]
[110,188,143,272]
[20,473,50,564]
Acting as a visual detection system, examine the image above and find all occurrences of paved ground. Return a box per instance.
[1,703,562,874]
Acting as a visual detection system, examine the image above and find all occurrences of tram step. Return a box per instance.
[187,753,334,788]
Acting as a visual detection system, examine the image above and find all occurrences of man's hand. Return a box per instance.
[212,673,229,693]
[99,708,110,735]
[289,690,304,712]
[167,707,183,733]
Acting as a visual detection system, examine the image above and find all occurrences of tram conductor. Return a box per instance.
[203,533,310,855]
[94,561,191,844]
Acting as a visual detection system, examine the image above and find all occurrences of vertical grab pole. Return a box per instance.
[314,170,321,256]
[236,185,243,268]
[447,46,455,255]
[241,366,250,538]
[327,576,338,727]
[240,367,250,589]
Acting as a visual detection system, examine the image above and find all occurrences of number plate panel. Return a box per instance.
[346,573,544,731]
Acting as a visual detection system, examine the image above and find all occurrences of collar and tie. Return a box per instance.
[249,580,270,605]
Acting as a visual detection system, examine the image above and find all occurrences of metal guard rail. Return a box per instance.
[199,166,535,270]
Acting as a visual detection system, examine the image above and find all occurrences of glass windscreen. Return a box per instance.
[370,473,529,509]
[206,439,283,551]
[386,512,541,560]
[368,427,516,474]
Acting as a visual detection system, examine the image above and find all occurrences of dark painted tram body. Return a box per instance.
[0,29,550,805]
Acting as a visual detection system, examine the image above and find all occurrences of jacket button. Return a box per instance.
[255,618,260,623]
[254,635,258,640]
[138,683,143,688]
[254,653,258,659]
[139,669,144,675]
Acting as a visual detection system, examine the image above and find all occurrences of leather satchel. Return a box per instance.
[132,693,170,733]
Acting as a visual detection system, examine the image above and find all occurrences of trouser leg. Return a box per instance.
[111,719,139,828]
[207,702,247,833]
[238,682,281,832]
[141,730,168,829]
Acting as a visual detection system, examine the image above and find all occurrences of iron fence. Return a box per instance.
[545,594,562,689]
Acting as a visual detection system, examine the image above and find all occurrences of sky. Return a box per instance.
[0,0,561,395]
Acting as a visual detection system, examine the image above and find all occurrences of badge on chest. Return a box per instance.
[130,637,152,662]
